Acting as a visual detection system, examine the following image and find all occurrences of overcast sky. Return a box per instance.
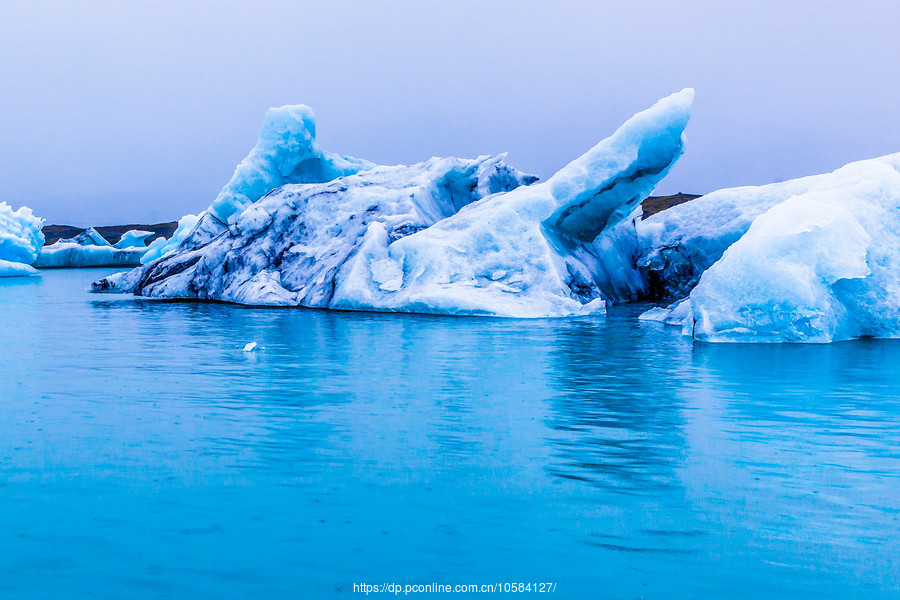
[2,0,899,225]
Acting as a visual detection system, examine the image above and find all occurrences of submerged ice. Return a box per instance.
[0,202,44,277]
[93,89,694,317]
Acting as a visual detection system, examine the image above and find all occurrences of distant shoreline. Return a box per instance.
[41,221,178,246]
[40,194,699,246]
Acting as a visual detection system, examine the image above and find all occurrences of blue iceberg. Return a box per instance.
[640,154,900,342]
[93,89,694,317]
[69,89,900,341]
[34,227,149,269]
[0,201,44,277]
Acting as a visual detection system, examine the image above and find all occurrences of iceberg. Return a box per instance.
[0,201,44,277]
[92,89,694,318]
[34,227,147,268]
[141,104,376,264]
[641,154,900,342]
[114,230,154,249]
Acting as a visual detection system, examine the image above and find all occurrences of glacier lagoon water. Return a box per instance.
[1,269,898,599]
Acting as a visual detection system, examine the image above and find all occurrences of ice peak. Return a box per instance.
[544,88,693,241]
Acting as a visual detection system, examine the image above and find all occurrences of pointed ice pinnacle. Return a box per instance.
[141,104,377,264]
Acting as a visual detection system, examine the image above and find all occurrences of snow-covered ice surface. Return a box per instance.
[642,154,900,342]
[35,227,146,269]
[93,89,694,317]
[0,201,44,276]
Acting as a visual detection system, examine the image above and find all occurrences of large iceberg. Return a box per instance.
[0,202,44,277]
[640,154,900,342]
[34,227,148,268]
[93,89,694,317]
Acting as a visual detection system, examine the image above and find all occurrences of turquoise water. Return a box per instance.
[1,269,898,599]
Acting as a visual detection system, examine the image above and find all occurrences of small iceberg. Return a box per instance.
[34,227,149,269]
[0,201,44,277]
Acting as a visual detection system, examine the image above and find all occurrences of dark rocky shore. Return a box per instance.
[41,221,178,246]
[640,193,699,217]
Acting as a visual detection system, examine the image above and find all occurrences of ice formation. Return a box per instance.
[35,227,147,268]
[0,202,44,277]
[640,154,900,342]
[141,104,376,264]
[114,230,154,249]
[92,89,694,317]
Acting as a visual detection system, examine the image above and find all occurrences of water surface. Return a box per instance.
[1,269,898,598]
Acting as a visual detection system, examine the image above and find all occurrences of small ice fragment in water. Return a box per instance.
[242,341,258,352]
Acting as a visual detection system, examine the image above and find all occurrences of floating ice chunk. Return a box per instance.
[35,227,148,268]
[93,90,694,318]
[114,230,154,249]
[639,298,692,330]
[242,341,258,352]
[0,201,44,274]
[650,155,900,342]
[638,306,670,322]
[0,259,39,277]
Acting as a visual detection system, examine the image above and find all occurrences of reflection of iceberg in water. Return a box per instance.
[544,311,691,494]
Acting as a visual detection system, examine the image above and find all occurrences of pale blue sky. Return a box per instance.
[2,0,899,225]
